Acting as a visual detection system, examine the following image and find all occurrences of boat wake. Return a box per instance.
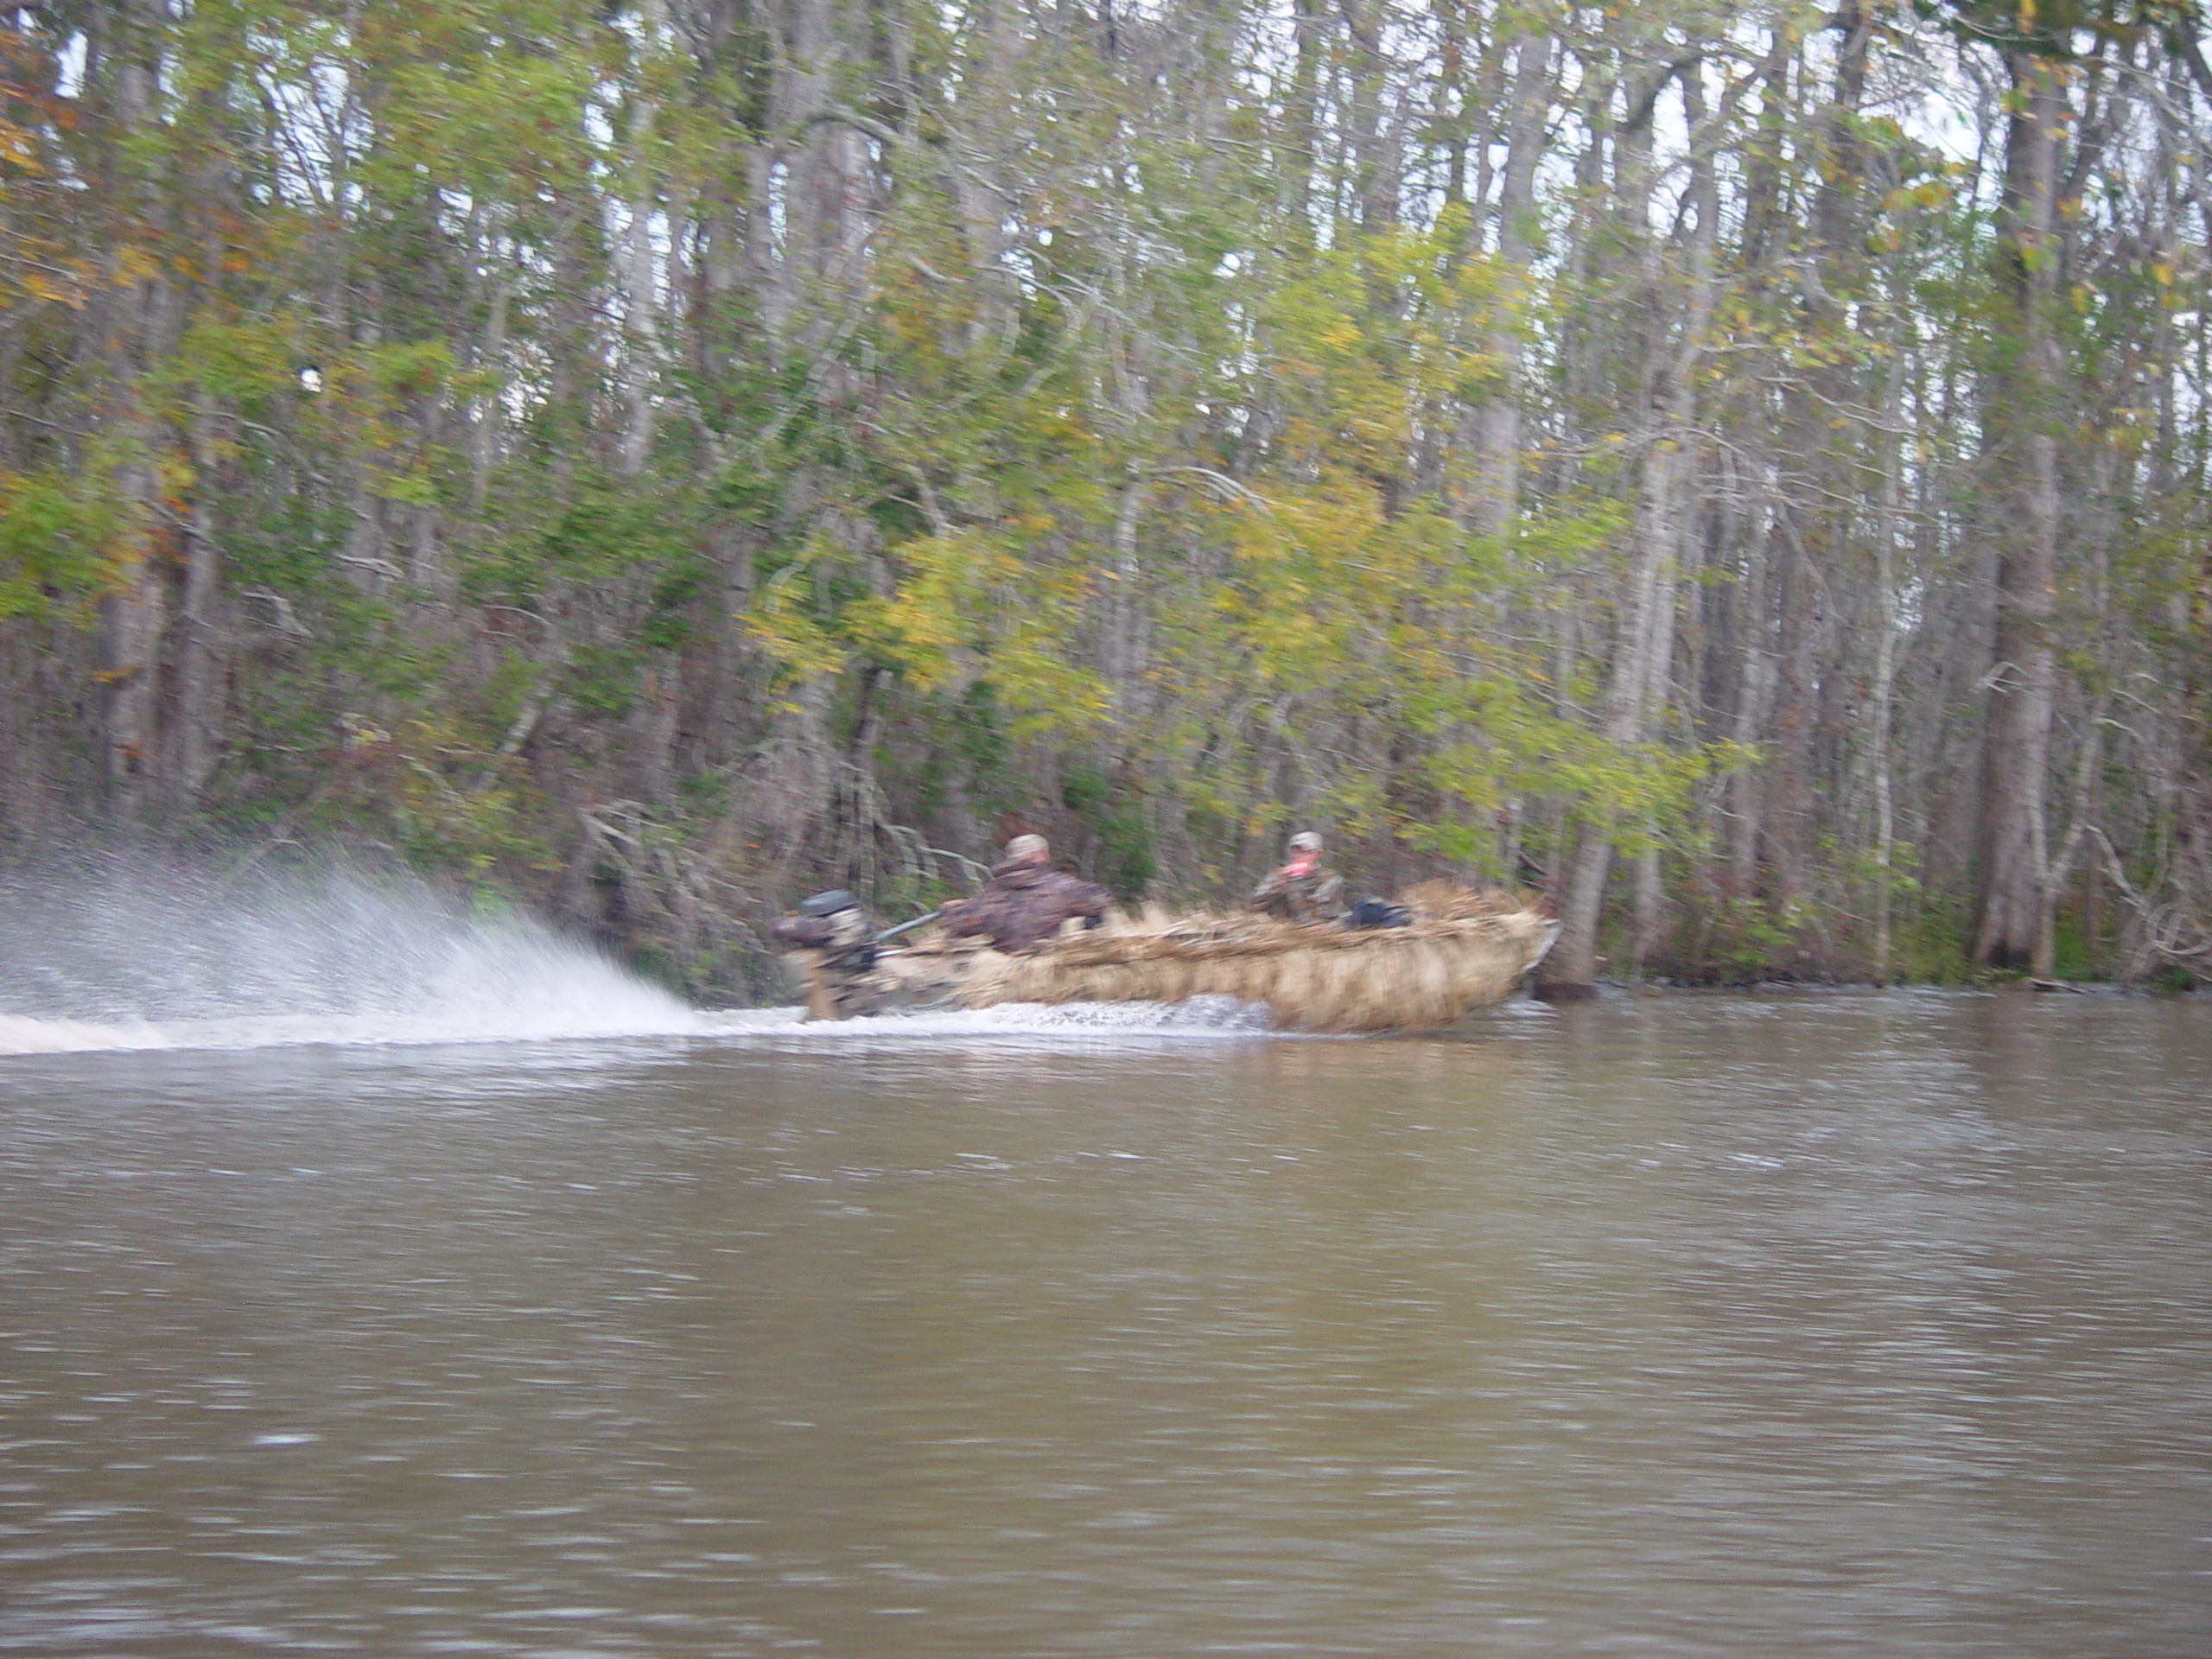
[0,863,1277,1057]
[0,862,690,1056]
[695,995,1278,1046]
[0,997,1276,1057]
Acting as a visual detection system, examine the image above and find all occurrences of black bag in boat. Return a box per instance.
[1346,897,1412,929]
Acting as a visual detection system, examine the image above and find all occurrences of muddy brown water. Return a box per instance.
[3,993,2208,1656]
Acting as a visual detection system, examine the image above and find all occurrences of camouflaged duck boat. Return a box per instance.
[784,881,1558,1034]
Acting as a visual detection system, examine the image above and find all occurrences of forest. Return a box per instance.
[2,0,2209,998]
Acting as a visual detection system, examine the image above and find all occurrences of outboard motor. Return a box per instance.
[772,890,881,1021]
[772,889,875,967]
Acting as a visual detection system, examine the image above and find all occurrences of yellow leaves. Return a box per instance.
[849,527,1020,690]
[1262,226,1516,474]
[1868,177,1955,257]
[995,632,1114,741]
[1205,475,1459,700]
[743,512,1110,739]
[1315,316,1363,354]
[0,112,36,169]
[2,91,99,312]
[7,260,91,308]
[744,563,849,687]
[113,245,163,286]
[5,231,200,314]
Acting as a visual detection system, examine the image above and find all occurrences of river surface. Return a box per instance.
[3,992,2208,1656]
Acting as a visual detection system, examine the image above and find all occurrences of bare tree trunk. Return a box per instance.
[167,399,224,809]
[1974,53,2066,970]
[619,0,665,475]
[1868,348,1906,983]
[1280,0,1326,240]
[1727,509,1774,889]
[1106,466,1146,703]
[1763,9,1872,907]
[99,499,164,816]
[470,247,509,516]
[760,0,869,353]
[1468,27,1551,540]
[1542,54,1716,995]
[1342,0,1395,233]
[96,3,174,820]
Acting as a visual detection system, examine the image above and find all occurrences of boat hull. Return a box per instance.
[786,887,1557,1033]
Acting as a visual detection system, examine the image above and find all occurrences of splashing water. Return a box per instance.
[0,863,1277,1055]
[696,994,1281,1048]
[0,862,692,1054]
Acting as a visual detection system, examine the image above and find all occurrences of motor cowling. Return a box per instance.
[772,891,874,957]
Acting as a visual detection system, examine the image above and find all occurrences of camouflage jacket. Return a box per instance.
[1249,862,1345,925]
[939,860,1111,955]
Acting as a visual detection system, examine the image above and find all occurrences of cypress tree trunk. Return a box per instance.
[168,402,223,809]
[1974,52,2064,972]
[1468,26,1551,540]
[1764,7,1872,909]
[1541,51,1715,995]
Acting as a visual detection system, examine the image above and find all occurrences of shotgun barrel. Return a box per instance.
[871,912,938,947]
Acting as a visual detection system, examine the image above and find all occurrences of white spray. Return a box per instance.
[0,861,1282,1056]
[0,861,695,1054]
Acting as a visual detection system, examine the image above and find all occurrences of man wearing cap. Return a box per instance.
[1249,830,1345,925]
[938,834,1112,954]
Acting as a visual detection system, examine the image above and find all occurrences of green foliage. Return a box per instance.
[1915,0,2204,60]
[4,0,2210,1001]
[1694,895,1817,985]
[530,475,689,586]
[1063,765,1158,900]
[952,682,1013,806]
[0,459,130,620]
